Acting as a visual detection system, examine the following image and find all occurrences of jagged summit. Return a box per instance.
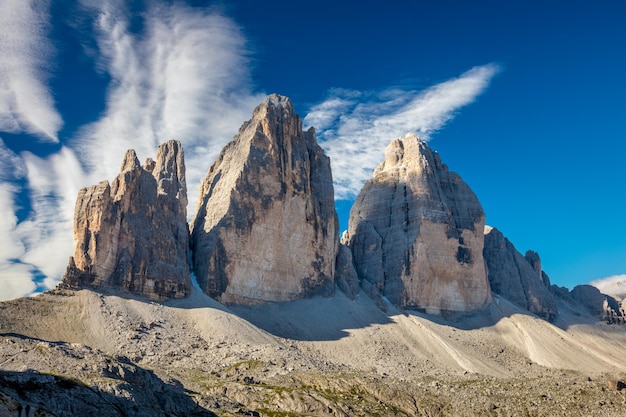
[483,226,557,320]
[344,133,492,313]
[62,140,191,301]
[190,94,339,305]
[264,92,294,110]
[53,94,620,325]
[4,94,626,417]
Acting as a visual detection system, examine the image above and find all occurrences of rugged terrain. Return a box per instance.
[2,94,625,416]
[1,286,626,416]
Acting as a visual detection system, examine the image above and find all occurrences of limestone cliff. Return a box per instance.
[344,133,492,313]
[483,226,557,320]
[190,94,339,304]
[62,140,191,300]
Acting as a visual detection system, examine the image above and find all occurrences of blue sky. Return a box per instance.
[1,0,624,300]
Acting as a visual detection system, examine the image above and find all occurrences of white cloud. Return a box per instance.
[307,64,500,200]
[0,140,86,301]
[589,275,626,300]
[0,141,36,300]
[0,2,500,301]
[74,1,264,215]
[17,148,85,282]
[0,0,62,142]
[0,257,36,302]
[0,1,264,300]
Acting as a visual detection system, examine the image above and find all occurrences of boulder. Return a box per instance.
[62,140,191,300]
[483,226,557,320]
[190,94,339,304]
[344,134,492,314]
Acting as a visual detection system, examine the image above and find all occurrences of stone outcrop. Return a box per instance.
[62,140,191,301]
[0,335,215,417]
[570,284,621,319]
[190,94,339,305]
[483,226,557,320]
[343,133,492,314]
[525,250,552,287]
[334,240,360,300]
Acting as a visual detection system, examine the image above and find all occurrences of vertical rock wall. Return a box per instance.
[62,140,191,301]
[483,226,557,320]
[344,134,492,313]
[190,94,338,305]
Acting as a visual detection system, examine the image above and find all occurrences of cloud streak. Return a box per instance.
[589,274,626,299]
[0,139,36,300]
[307,64,500,200]
[0,0,62,142]
[0,1,263,300]
[74,1,264,213]
[0,3,499,301]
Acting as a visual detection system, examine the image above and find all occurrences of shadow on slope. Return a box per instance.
[0,369,214,417]
[0,335,215,417]
[229,290,394,341]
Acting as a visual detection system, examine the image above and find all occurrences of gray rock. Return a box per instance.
[190,94,339,304]
[524,250,552,287]
[0,335,214,416]
[344,134,492,313]
[62,140,191,300]
[483,226,557,321]
[570,284,620,318]
[335,240,360,300]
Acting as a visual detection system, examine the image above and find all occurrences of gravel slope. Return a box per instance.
[1,287,625,416]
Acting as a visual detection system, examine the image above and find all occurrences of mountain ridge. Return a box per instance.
[2,93,625,416]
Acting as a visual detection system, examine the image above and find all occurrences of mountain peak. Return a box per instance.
[345,135,491,313]
[190,95,338,305]
[61,140,191,301]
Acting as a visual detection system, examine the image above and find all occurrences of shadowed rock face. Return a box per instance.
[570,284,622,319]
[483,226,557,321]
[190,94,339,305]
[62,140,191,301]
[335,241,360,300]
[344,134,492,313]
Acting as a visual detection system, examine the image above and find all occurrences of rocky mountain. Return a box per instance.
[190,94,338,305]
[343,133,492,313]
[3,93,626,416]
[483,226,558,320]
[62,140,191,301]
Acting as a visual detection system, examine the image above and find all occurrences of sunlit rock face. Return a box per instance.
[62,140,191,301]
[344,134,492,313]
[190,94,339,305]
[483,226,557,321]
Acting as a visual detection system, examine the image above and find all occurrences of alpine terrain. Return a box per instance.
[1,95,625,417]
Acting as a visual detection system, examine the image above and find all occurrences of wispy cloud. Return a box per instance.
[74,0,264,213]
[17,148,84,287]
[307,64,500,200]
[589,274,626,299]
[0,139,36,300]
[0,2,500,301]
[0,1,263,299]
[0,0,62,142]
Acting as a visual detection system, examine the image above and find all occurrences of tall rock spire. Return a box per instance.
[62,140,191,301]
[190,94,339,305]
[344,133,492,313]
